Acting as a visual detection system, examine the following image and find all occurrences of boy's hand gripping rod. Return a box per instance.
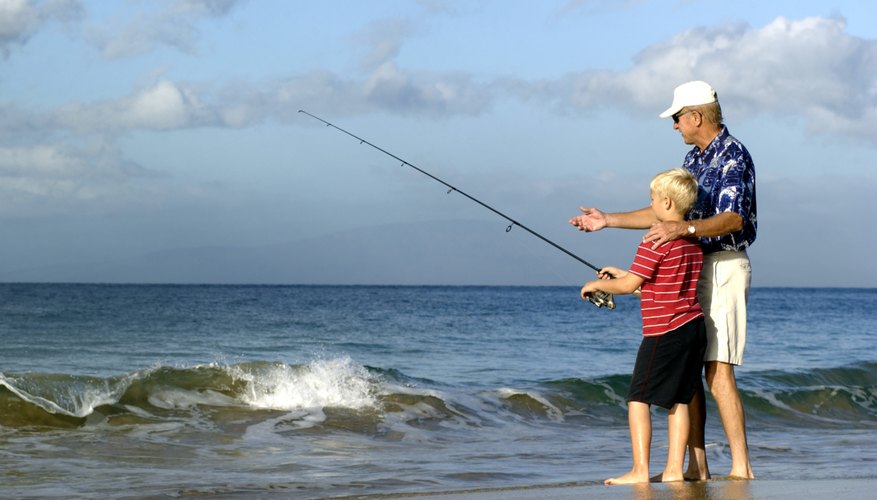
[298,110,616,310]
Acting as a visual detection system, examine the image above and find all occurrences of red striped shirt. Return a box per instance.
[629,239,704,337]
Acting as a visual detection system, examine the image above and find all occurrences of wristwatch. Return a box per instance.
[687,224,696,235]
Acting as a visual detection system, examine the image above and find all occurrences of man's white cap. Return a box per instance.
[659,80,717,118]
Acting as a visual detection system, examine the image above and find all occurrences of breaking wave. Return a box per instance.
[2,358,875,432]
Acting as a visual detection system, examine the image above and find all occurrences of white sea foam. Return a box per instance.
[232,356,377,411]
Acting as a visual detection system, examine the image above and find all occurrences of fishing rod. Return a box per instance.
[298,110,615,310]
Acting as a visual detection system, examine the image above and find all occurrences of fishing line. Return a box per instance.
[298,109,615,309]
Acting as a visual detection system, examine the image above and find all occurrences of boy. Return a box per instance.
[580,168,706,485]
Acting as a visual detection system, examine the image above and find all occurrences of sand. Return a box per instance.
[357,478,877,500]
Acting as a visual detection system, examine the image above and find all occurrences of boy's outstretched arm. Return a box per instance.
[581,269,644,300]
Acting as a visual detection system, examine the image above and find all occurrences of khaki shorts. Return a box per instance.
[696,250,751,365]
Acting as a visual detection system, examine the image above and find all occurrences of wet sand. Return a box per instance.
[358,478,877,500]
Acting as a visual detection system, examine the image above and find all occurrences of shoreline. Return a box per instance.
[350,478,877,500]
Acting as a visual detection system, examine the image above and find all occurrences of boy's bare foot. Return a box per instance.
[683,467,710,481]
[604,470,650,485]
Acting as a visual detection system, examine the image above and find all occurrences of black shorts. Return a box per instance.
[627,318,707,410]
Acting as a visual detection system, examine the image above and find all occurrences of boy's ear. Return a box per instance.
[662,196,673,210]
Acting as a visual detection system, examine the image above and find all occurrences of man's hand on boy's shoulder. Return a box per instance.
[643,221,688,249]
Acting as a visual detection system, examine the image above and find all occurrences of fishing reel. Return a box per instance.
[587,290,616,310]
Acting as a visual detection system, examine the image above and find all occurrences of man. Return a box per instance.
[570,80,756,480]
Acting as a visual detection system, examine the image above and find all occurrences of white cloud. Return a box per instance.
[263,14,876,141]
[4,11,875,222]
[554,16,877,143]
[362,61,489,115]
[48,66,490,134]
[353,18,415,72]
[0,143,156,179]
[53,79,209,131]
[0,141,165,216]
[0,144,82,177]
[87,0,245,58]
[0,0,81,56]
[125,80,191,129]
[560,0,647,16]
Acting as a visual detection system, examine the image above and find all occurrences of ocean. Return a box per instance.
[1,284,875,498]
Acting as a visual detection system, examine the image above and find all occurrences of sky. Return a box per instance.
[0,0,875,287]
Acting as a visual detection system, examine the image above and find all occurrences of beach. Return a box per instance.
[370,479,877,500]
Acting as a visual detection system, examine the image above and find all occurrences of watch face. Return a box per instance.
[688,225,695,234]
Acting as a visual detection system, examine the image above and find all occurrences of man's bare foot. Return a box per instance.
[728,472,755,480]
[604,470,650,485]
[729,463,755,480]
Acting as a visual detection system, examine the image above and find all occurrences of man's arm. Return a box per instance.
[642,211,743,248]
[570,206,657,231]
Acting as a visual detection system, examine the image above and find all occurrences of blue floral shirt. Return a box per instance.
[683,127,757,253]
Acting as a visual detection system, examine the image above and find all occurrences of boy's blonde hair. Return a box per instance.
[650,168,699,215]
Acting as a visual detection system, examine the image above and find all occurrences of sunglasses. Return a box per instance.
[672,109,696,123]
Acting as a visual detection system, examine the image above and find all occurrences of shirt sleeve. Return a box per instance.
[629,242,661,281]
